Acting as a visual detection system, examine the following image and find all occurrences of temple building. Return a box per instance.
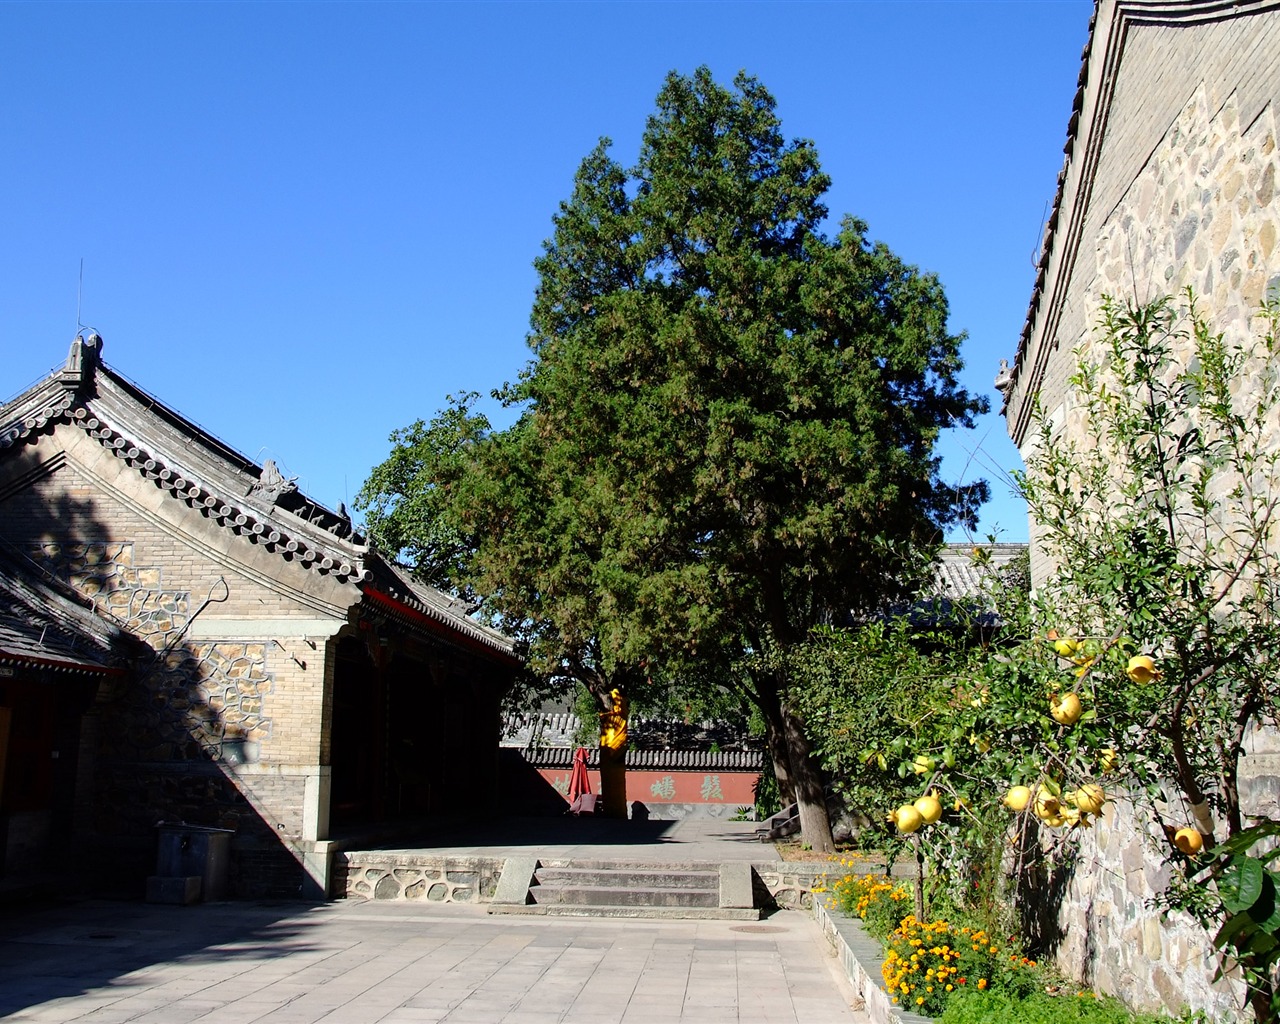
[0,333,519,898]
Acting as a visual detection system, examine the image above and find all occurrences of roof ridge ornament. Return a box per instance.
[248,457,298,506]
[64,331,103,389]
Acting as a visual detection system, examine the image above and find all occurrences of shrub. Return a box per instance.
[937,989,1188,1024]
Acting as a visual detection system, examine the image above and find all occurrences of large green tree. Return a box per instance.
[359,67,986,846]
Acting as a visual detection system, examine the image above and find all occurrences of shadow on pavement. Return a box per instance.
[0,897,319,1018]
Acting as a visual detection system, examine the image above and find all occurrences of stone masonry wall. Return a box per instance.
[1009,8,1280,448]
[1033,88,1280,1020]
[0,423,349,895]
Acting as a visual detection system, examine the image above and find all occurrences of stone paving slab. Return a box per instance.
[341,816,771,862]
[0,898,867,1023]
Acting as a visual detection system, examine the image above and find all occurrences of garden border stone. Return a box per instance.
[814,899,934,1024]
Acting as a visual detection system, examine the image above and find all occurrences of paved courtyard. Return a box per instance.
[0,897,867,1024]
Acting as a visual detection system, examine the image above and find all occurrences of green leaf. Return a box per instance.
[1221,857,1267,913]
[1215,910,1254,949]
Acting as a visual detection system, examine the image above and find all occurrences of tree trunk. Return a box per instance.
[598,743,627,818]
[781,705,834,853]
[756,694,796,807]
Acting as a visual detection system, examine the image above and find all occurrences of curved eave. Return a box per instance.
[0,650,125,676]
[1,400,372,586]
[361,586,521,667]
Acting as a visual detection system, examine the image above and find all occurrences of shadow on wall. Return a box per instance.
[1014,820,1074,958]
[0,474,308,899]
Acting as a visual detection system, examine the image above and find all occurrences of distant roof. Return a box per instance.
[931,543,1028,602]
[0,545,135,674]
[518,746,764,773]
[0,333,517,663]
[502,710,759,753]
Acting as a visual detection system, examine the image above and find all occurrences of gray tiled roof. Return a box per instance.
[0,334,516,661]
[519,746,763,772]
[930,543,1028,601]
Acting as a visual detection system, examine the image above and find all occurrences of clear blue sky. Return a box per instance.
[2,1,1094,544]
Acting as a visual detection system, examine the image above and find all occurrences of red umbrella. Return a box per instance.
[567,747,595,815]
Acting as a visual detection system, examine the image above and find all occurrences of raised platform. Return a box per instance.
[333,816,894,916]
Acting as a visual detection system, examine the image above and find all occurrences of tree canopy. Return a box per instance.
[357,67,987,845]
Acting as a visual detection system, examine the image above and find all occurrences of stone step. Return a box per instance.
[532,884,720,908]
[533,867,718,889]
[494,904,763,920]
[534,858,722,872]
[490,856,761,921]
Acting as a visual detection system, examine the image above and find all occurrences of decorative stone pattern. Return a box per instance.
[36,541,190,650]
[340,854,506,904]
[34,540,274,763]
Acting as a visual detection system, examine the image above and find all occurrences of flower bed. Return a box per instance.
[820,872,1190,1024]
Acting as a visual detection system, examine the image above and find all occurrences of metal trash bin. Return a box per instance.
[146,822,234,904]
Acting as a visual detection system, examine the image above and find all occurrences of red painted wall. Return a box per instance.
[537,767,758,807]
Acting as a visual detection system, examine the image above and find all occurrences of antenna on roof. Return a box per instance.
[75,258,100,341]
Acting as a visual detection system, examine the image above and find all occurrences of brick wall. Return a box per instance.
[1008,5,1280,451]
[0,422,351,896]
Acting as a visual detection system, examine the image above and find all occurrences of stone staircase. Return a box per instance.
[489,857,763,920]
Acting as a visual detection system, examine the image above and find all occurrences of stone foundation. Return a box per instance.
[338,853,506,904]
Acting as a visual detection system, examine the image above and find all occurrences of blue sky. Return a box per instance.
[2,1,1094,543]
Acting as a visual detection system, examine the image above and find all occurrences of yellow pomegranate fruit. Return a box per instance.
[1174,827,1204,856]
[895,805,924,834]
[1053,637,1080,658]
[1004,785,1033,812]
[1050,692,1083,726]
[914,794,943,824]
[1073,784,1106,815]
[1034,789,1062,821]
[1099,748,1119,774]
[1126,655,1161,684]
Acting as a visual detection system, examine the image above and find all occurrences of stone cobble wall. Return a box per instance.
[337,855,856,909]
[1051,799,1245,1019]
[1009,8,1280,444]
[33,540,277,764]
[340,854,505,903]
[1026,79,1280,1019]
